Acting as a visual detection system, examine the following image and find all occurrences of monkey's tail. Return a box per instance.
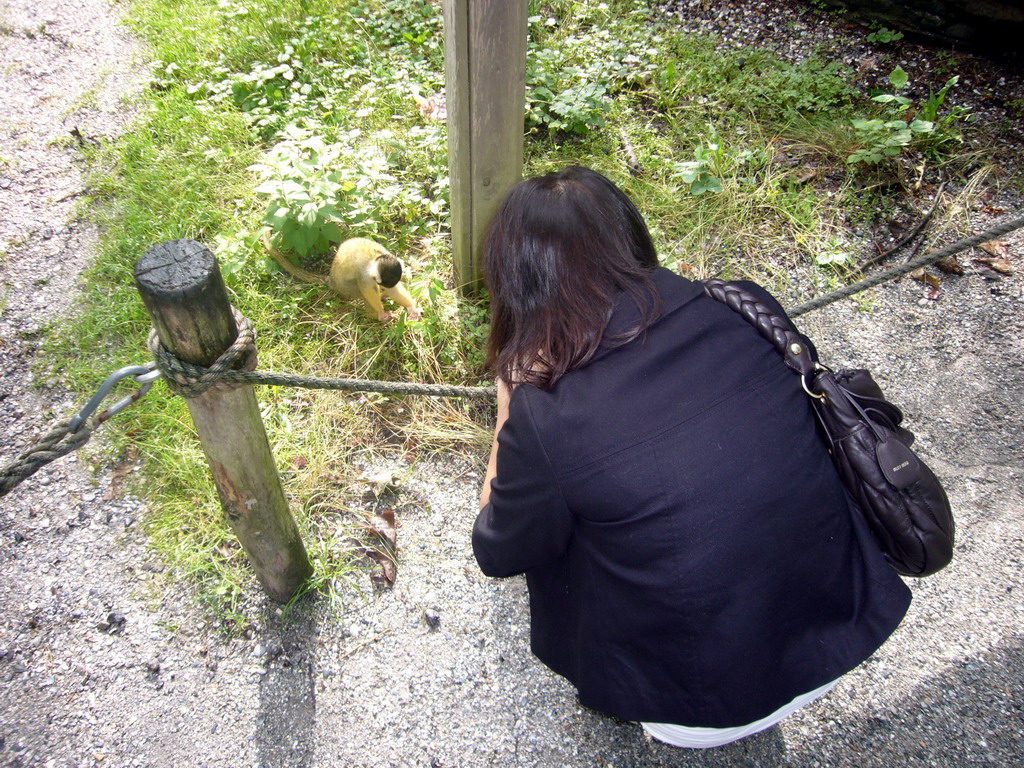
[261,232,330,286]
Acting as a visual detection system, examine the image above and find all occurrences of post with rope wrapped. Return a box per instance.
[135,239,312,603]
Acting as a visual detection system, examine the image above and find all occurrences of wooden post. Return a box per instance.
[135,240,312,603]
[444,0,528,294]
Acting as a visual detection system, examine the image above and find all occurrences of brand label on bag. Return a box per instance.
[876,437,922,489]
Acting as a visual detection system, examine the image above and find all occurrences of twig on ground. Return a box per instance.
[861,182,947,269]
[55,190,86,204]
[906,233,929,263]
[619,129,642,176]
[338,630,391,663]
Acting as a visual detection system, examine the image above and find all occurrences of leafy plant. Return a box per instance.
[847,67,968,165]
[671,143,724,195]
[866,27,903,44]
[847,119,927,165]
[525,36,611,135]
[547,81,610,134]
[250,128,346,257]
[920,75,970,128]
[815,239,853,267]
[212,228,263,277]
[524,6,656,136]
[250,123,447,261]
[730,54,856,122]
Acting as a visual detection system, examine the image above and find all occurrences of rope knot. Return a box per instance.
[148,307,258,398]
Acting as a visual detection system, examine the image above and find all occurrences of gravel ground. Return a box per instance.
[1,1,1022,767]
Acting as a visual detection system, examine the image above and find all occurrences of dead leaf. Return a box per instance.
[979,240,1009,258]
[367,553,396,588]
[365,508,397,550]
[935,256,964,275]
[412,88,447,122]
[342,538,393,587]
[856,56,879,76]
[910,268,941,300]
[886,221,905,239]
[362,469,401,494]
[981,205,1007,215]
[974,256,1014,275]
[291,455,307,470]
[104,446,139,500]
[360,509,398,588]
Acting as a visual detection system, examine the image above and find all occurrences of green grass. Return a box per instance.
[43,0,985,622]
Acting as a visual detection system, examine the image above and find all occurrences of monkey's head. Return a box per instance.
[375,254,403,289]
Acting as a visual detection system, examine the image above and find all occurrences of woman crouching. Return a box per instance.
[472,166,910,748]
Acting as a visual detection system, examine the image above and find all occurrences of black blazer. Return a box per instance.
[473,268,911,728]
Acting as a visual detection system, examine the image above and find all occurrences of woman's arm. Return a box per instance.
[479,378,512,510]
[472,379,572,577]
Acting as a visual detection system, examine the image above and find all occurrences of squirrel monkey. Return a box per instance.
[263,233,421,323]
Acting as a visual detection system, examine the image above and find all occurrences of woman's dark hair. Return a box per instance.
[484,166,661,389]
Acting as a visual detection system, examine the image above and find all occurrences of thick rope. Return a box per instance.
[148,308,495,399]
[0,418,94,497]
[147,307,258,397]
[203,370,497,399]
[789,214,1024,317]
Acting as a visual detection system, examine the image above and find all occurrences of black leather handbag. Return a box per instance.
[702,279,955,577]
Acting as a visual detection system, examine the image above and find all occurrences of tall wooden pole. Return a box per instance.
[135,240,312,603]
[443,0,528,295]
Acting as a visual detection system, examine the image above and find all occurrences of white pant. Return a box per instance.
[641,677,840,749]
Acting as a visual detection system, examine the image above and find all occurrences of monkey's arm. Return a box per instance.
[357,279,392,322]
[384,283,422,321]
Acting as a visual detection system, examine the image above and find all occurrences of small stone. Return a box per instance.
[424,609,441,631]
[99,611,126,634]
[0,179,11,189]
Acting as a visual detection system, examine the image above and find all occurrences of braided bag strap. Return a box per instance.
[701,279,817,377]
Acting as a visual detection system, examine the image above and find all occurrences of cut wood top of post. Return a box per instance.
[135,239,217,295]
[135,239,238,366]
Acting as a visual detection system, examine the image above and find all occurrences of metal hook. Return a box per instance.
[68,362,162,433]
[801,373,826,401]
